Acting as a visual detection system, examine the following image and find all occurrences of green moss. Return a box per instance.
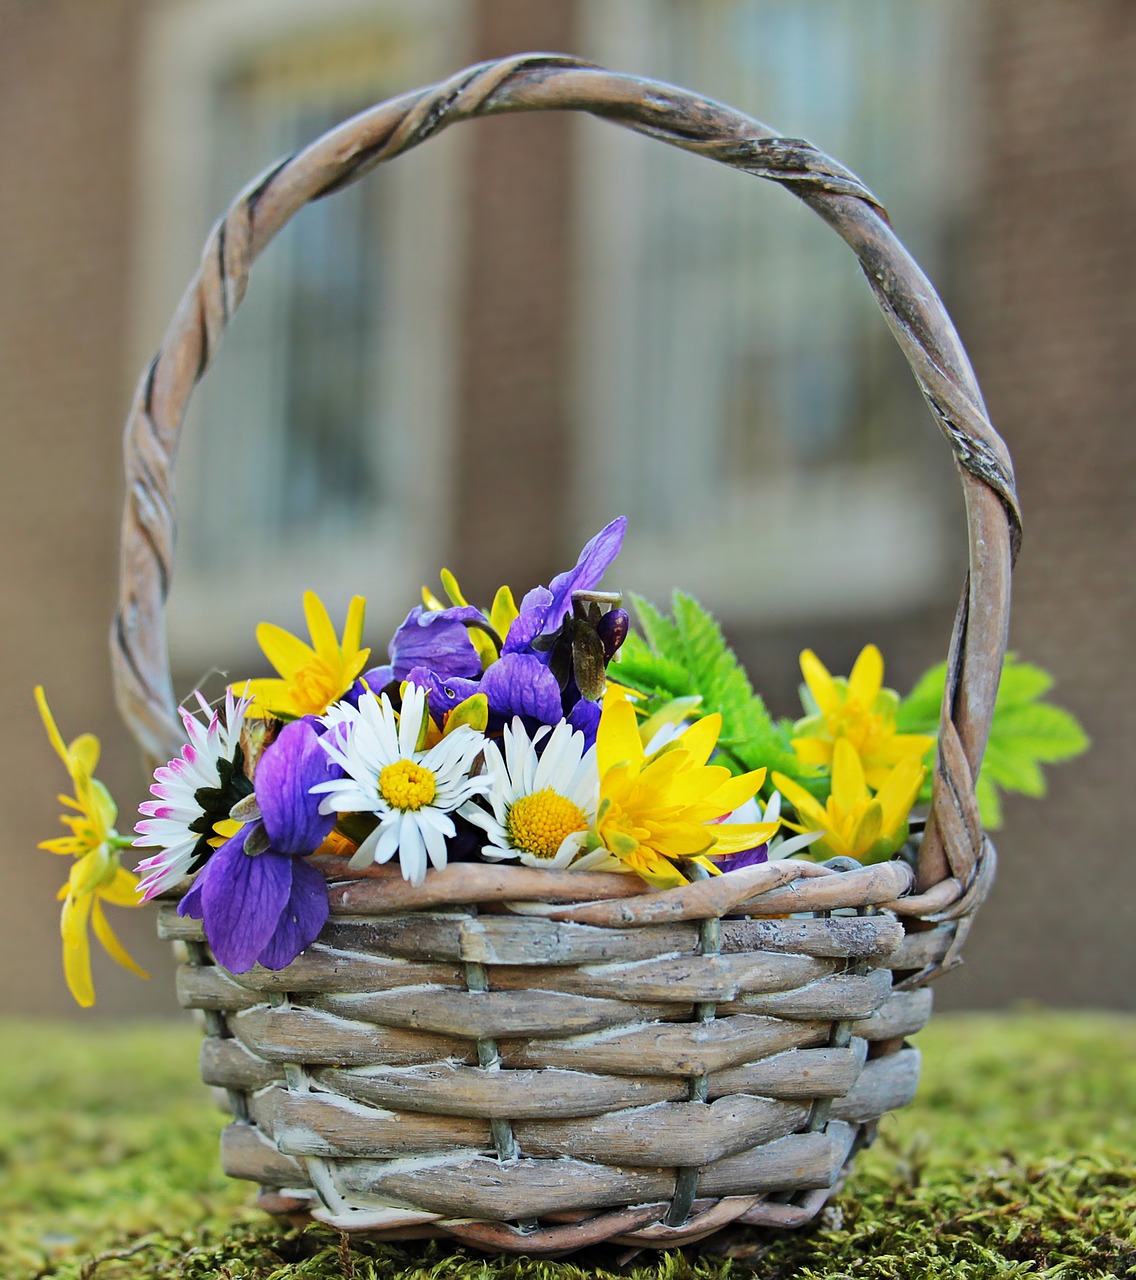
[1,1014,1133,1280]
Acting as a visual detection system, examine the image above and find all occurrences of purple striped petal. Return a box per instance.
[544,516,627,632]
[197,834,293,973]
[479,654,563,726]
[389,606,482,681]
[256,720,343,855]
[255,856,329,970]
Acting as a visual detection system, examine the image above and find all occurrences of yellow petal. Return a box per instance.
[234,677,303,718]
[100,865,145,907]
[668,714,721,768]
[489,585,519,640]
[708,821,781,855]
[342,596,367,655]
[771,772,830,833]
[61,893,95,1008]
[831,739,868,816]
[800,650,840,716]
[875,756,927,835]
[35,686,74,771]
[597,691,643,781]
[789,736,834,767]
[422,585,446,612]
[303,591,339,660]
[644,821,716,858]
[91,899,149,979]
[848,800,883,858]
[69,733,101,778]
[700,767,768,818]
[40,837,86,856]
[439,569,468,608]
[444,693,489,736]
[848,644,884,708]
[254,624,314,680]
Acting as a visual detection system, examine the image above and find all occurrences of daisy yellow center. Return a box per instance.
[379,760,437,811]
[506,789,588,859]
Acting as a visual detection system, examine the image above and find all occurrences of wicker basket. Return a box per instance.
[112,54,1019,1254]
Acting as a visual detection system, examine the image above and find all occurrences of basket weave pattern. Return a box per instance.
[113,55,1018,1252]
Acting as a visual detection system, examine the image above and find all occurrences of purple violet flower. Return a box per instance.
[503,517,627,655]
[389,606,483,682]
[479,653,564,726]
[177,719,343,973]
[715,843,771,874]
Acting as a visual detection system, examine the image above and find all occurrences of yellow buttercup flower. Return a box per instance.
[773,738,925,865]
[587,689,778,888]
[791,645,934,789]
[236,591,370,718]
[35,687,147,1007]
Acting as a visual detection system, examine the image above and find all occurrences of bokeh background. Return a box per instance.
[1,0,1132,1018]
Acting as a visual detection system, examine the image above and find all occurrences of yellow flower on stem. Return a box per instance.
[582,689,779,888]
[791,645,934,788]
[35,687,147,1008]
[235,591,370,718]
[773,738,925,865]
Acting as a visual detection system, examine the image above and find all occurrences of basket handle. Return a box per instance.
[113,53,1019,917]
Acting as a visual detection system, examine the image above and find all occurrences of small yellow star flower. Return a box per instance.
[235,591,370,718]
[773,738,925,865]
[35,687,147,1007]
[791,645,934,789]
[588,689,778,888]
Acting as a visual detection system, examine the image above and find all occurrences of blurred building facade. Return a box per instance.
[1,0,1132,1015]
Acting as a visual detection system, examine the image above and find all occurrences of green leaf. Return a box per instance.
[897,653,1089,829]
[617,591,821,793]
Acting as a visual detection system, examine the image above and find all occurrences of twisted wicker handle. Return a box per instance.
[113,54,1019,920]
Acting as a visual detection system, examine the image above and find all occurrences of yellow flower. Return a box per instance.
[35,687,147,1007]
[791,645,934,789]
[773,738,925,865]
[588,689,778,888]
[236,591,370,718]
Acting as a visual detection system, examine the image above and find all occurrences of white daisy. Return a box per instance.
[463,717,599,870]
[133,689,252,900]
[314,682,488,886]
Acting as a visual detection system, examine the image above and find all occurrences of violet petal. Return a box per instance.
[199,834,293,973]
[404,667,482,724]
[257,720,344,855]
[255,856,330,970]
[544,516,627,632]
[389,606,482,681]
[717,844,771,874]
[479,653,564,726]
[567,698,602,749]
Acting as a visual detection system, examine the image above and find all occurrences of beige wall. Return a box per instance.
[0,0,1131,1017]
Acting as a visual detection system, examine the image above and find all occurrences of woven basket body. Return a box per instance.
[113,55,1019,1253]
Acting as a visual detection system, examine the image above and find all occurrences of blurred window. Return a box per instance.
[576,0,977,621]
[136,4,470,667]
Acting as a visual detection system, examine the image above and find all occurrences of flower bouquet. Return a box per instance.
[33,54,1088,1253]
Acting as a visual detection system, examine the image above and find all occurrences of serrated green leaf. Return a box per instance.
[994,660,1055,707]
[974,770,1003,828]
[620,592,821,794]
[988,703,1090,762]
[894,662,946,733]
[980,742,1047,798]
[897,653,1088,830]
[628,593,684,665]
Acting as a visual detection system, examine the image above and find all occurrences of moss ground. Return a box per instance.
[1,1013,1133,1280]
